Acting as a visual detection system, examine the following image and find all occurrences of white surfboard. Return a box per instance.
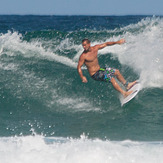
[121,82,141,106]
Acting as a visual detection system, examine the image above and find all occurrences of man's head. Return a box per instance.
[82,39,91,52]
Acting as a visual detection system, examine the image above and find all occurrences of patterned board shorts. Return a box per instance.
[91,67,116,82]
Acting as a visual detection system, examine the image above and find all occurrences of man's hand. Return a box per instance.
[82,76,88,83]
[118,39,125,44]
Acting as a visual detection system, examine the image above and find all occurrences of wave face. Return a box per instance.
[0,15,163,147]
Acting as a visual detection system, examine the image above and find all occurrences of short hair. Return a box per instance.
[82,39,90,44]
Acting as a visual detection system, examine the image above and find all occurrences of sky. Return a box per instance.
[0,0,163,15]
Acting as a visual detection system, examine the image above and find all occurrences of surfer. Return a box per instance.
[77,38,136,97]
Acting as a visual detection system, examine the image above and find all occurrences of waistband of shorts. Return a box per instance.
[91,68,105,78]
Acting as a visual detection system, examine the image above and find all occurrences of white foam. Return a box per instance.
[95,17,163,89]
[0,31,78,68]
[56,97,100,112]
[0,135,162,163]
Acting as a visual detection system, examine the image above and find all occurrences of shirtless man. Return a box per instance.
[77,38,136,97]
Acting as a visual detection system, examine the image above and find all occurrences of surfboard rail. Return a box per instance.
[121,81,141,106]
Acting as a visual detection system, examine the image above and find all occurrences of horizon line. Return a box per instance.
[0,14,162,17]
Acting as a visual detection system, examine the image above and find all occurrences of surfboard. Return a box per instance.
[121,81,141,106]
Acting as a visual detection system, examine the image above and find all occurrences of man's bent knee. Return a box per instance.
[114,69,120,75]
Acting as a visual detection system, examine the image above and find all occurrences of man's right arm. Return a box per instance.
[77,54,88,83]
[96,39,125,50]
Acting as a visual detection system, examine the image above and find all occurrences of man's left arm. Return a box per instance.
[97,39,125,50]
[77,55,88,83]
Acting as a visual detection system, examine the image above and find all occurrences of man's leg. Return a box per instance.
[114,69,126,85]
[114,69,136,90]
[110,77,132,97]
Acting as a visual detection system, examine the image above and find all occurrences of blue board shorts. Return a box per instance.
[91,67,116,82]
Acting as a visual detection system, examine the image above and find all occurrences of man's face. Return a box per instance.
[82,41,90,52]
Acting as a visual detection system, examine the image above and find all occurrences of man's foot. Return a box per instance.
[126,81,137,90]
[123,90,133,98]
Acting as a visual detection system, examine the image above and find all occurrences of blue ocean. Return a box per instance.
[0,15,163,162]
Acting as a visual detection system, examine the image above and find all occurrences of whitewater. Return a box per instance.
[0,135,163,163]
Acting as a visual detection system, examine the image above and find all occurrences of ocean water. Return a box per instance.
[0,15,163,162]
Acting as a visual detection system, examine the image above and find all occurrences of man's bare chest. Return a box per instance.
[85,51,98,62]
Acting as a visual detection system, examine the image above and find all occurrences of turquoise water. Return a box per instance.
[0,15,163,162]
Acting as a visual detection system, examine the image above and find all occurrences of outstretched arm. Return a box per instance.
[77,55,88,83]
[97,39,125,50]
